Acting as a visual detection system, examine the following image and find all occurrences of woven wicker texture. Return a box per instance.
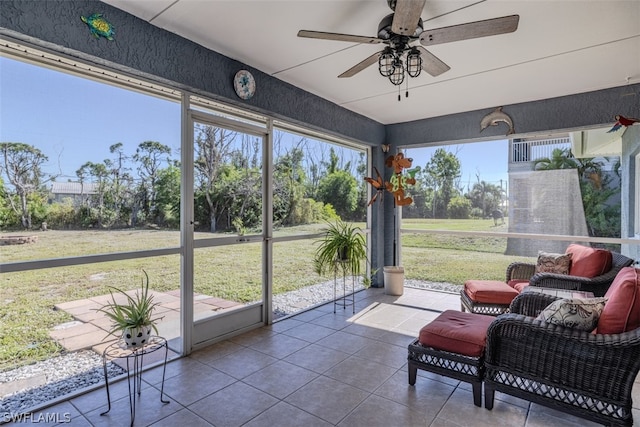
[508,251,634,297]
[408,339,484,406]
[484,291,640,426]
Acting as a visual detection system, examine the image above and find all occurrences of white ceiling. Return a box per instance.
[102,0,640,125]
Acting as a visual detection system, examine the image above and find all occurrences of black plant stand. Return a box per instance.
[101,335,169,426]
[334,261,355,314]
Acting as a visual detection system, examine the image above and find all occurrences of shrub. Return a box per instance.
[447,196,471,219]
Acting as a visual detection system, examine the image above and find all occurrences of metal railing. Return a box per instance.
[510,137,571,163]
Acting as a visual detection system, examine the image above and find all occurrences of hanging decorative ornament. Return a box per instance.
[81,13,115,40]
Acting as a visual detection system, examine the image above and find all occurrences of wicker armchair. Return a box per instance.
[506,251,634,297]
[484,292,640,426]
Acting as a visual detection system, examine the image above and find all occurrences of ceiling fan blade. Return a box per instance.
[416,46,450,77]
[391,0,426,36]
[419,15,520,46]
[297,30,381,44]
[338,51,382,78]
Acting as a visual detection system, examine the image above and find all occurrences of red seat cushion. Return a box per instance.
[597,267,640,334]
[464,280,519,304]
[566,244,612,278]
[507,279,529,292]
[419,310,495,357]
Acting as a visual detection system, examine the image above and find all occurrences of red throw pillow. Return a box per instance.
[566,244,612,278]
[597,267,640,334]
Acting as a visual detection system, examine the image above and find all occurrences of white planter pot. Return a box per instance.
[123,325,152,348]
[383,266,404,296]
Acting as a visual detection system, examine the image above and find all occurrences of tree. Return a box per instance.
[76,161,109,227]
[316,170,359,220]
[105,142,131,225]
[133,141,172,223]
[154,164,181,227]
[273,148,308,225]
[0,142,48,228]
[533,148,579,171]
[467,177,504,217]
[422,148,462,218]
[0,176,19,228]
[194,125,237,232]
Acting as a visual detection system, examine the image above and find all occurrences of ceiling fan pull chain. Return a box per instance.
[398,85,401,102]
[405,78,409,99]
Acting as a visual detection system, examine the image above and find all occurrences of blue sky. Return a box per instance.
[0,56,507,188]
[0,57,181,180]
[406,141,509,191]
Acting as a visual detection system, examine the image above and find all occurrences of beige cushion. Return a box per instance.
[536,297,607,331]
[535,251,572,275]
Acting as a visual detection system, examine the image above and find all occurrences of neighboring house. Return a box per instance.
[50,182,99,207]
[506,131,622,256]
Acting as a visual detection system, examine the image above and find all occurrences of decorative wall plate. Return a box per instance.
[233,70,256,100]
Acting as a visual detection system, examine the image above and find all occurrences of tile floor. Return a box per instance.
[12,287,640,426]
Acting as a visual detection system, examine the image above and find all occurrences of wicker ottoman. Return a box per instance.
[460,279,519,316]
[408,310,495,407]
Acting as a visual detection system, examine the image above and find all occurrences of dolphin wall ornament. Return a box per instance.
[480,106,515,136]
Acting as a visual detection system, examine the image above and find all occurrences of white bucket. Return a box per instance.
[383,266,404,296]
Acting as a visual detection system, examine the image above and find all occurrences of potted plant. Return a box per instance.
[97,270,164,348]
[314,220,367,278]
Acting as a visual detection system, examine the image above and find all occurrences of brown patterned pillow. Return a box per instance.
[536,297,607,331]
[535,251,572,275]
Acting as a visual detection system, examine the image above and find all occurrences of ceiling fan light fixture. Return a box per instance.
[406,48,422,78]
[388,57,405,85]
[378,48,395,77]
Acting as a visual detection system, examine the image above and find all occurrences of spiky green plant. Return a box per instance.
[96,270,164,337]
[314,220,367,277]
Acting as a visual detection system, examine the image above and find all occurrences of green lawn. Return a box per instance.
[401,217,534,283]
[0,219,534,370]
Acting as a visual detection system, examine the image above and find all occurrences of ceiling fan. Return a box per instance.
[298,0,519,87]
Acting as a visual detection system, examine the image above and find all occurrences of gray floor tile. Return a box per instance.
[281,322,336,342]
[284,343,351,374]
[82,388,179,427]
[188,381,278,427]
[248,333,310,359]
[149,408,213,426]
[243,401,332,427]
[338,394,429,427]
[207,346,278,379]
[242,360,319,399]
[285,376,369,424]
[316,330,374,354]
[526,403,601,426]
[324,355,398,391]
[354,340,407,369]
[374,370,455,417]
[189,340,245,365]
[436,387,527,427]
[161,363,236,406]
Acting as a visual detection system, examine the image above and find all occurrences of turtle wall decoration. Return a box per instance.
[81,13,115,40]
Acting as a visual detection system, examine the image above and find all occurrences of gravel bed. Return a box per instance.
[272,278,366,318]
[0,350,124,417]
[1,279,458,415]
